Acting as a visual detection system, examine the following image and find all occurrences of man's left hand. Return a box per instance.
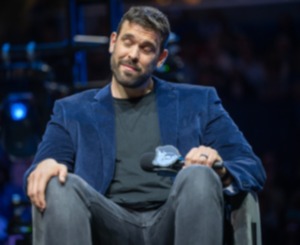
[184,145,232,186]
[184,145,222,168]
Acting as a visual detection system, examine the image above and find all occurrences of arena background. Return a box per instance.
[0,0,300,244]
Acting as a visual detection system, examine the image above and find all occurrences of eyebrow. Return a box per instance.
[120,33,134,41]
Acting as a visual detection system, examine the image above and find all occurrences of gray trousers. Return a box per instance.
[32,165,224,245]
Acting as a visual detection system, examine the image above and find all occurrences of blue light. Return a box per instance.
[10,103,28,121]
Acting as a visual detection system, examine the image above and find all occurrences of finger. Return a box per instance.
[58,165,68,184]
[27,173,36,206]
[185,146,222,168]
[193,152,207,164]
[196,146,215,167]
[33,173,48,211]
[191,146,210,164]
[197,146,210,163]
[184,147,199,166]
[207,149,222,168]
[28,172,44,211]
[199,153,209,163]
[185,146,209,165]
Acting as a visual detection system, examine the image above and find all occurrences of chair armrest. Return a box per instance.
[230,192,262,245]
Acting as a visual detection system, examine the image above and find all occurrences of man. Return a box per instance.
[24,6,266,245]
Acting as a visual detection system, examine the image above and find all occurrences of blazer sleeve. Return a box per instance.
[23,100,75,191]
[203,88,266,192]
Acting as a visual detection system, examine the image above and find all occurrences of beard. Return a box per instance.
[110,55,155,89]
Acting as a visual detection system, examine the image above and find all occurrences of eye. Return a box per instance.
[142,45,155,54]
[123,39,133,47]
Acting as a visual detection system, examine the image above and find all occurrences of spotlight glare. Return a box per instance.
[10,103,28,121]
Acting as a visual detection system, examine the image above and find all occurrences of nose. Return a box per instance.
[128,46,139,61]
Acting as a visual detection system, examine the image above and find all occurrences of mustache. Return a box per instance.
[119,60,142,72]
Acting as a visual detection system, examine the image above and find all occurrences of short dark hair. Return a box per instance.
[116,6,171,52]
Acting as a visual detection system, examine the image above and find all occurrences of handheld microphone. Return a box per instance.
[140,152,183,176]
[140,145,224,176]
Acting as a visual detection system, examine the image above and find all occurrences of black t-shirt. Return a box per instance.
[105,91,172,210]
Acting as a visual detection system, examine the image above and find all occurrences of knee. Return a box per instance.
[174,165,222,195]
[46,174,86,205]
[33,174,91,228]
[47,174,75,194]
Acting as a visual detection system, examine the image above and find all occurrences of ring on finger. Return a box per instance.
[200,153,209,159]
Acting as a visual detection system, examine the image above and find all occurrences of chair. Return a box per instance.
[226,192,262,245]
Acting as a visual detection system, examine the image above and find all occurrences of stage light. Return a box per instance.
[1,93,40,158]
[10,103,28,121]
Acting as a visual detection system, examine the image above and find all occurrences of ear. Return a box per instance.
[156,49,169,68]
[109,32,117,54]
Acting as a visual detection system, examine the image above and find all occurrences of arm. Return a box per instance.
[185,88,266,193]
[205,88,266,192]
[24,100,76,211]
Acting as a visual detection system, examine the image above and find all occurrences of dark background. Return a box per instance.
[1,0,300,244]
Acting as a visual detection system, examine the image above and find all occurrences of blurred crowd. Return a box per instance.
[0,1,300,244]
[170,6,300,244]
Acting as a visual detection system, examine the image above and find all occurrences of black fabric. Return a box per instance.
[105,91,173,210]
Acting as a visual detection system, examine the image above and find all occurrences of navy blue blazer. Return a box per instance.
[24,78,266,194]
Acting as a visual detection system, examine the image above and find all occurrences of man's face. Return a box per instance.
[109,21,168,89]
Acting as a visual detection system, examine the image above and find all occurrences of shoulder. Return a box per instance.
[50,89,103,122]
[54,89,100,110]
[154,77,218,98]
[58,89,99,103]
[50,89,100,117]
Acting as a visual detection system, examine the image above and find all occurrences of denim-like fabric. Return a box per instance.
[32,166,223,245]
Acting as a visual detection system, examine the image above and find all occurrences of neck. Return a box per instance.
[111,78,154,99]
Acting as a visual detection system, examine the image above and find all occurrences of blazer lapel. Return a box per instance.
[154,78,179,147]
[91,84,116,192]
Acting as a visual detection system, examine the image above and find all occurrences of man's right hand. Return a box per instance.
[27,158,68,212]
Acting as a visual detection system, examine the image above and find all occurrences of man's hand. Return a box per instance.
[184,145,232,186]
[27,158,68,212]
[184,146,222,167]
